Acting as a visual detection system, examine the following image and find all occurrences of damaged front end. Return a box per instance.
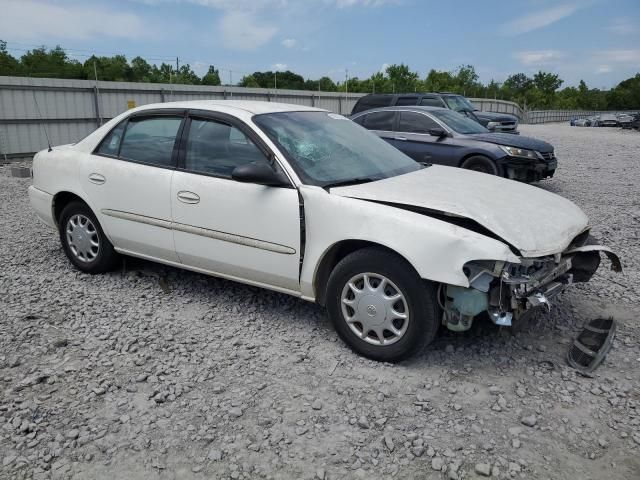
[441,234,622,332]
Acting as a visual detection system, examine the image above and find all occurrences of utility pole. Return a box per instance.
[274,71,277,89]
[93,60,102,126]
[345,68,348,97]
[176,57,179,73]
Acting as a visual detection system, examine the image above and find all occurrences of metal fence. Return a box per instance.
[0,76,372,159]
[469,98,524,119]
[0,75,590,160]
[525,109,639,124]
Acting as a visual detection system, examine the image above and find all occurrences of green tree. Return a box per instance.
[0,40,21,76]
[239,74,261,88]
[83,55,131,81]
[385,63,419,92]
[174,64,200,85]
[423,69,456,93]
[607,74,640,110]
[201,66,221,86]
[453,64,481,95]
[130,56,153,82]
[20,46,84,78]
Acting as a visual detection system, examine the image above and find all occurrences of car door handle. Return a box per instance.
[177,191,200,204]
[395,136,407,141]
[88,173,106,185]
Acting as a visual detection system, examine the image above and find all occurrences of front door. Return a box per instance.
[170,114,301,293]
[79,113,184,262]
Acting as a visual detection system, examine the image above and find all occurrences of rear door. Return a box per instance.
[391,111,459,166]
[79,112,184,262]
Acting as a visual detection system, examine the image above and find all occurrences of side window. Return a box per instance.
[395,96,419,106]
[420,97,445,107]
[362,111,396,131]
[397,112,440,134]
[351,115,365,126]
[96,121,126,157]
[119,116,182,166]
[184,118,268,177]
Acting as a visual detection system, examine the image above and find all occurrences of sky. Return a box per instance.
[1,0,639,89]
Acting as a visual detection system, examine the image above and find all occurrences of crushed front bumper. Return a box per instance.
[442,237,622,331]
[501,156,557,182]
[488,241,621,325]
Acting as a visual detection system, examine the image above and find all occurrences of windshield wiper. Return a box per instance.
[322,177,376,189]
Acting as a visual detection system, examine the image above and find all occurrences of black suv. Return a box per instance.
[351,93,519,134]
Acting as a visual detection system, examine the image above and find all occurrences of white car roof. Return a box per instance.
[131,100,328,115]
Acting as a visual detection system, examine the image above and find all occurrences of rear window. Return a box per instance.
[119,116,182,167]
[352,95,393,114]
[397,111,439,134]
[420,97,444,107]
[96,121,126,157]
[395,96,419,106]
[362,111,396,131]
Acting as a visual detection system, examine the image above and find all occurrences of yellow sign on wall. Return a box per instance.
[127,100,136,109]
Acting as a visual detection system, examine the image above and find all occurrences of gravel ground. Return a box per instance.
[1,124,639,480]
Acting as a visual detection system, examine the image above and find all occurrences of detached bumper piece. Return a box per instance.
[567,318,616,374]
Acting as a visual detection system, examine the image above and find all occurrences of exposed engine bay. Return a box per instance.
[441,234,622,331]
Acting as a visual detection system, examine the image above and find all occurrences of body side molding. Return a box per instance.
[101,209,296,255]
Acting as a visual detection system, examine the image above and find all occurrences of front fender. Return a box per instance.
[299,186,519,300]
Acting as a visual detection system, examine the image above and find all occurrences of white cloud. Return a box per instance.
[513,50,565,66]
[502,3,583,35]
[594,49,640,64]
[282,38,297,48]
[379,63,390,73]
[218,11,277,50]
[607,18,637,35]
[596,65,612,74]
[0,0,145,41]
[272,63,288,71]
[139,0,287,10]
[329,0,398,7]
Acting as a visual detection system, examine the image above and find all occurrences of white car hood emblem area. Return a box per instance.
[330,165,590,258]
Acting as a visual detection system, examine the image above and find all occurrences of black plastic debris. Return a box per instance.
[567,318,616,374]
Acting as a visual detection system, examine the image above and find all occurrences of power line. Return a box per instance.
[3,40,254,78]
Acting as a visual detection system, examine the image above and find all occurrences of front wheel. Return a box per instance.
[59,201,120,273]
[460,155,501,176]
[326,247,440,362]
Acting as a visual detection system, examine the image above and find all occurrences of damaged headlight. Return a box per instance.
[462,260,505,292]
[498,145,539,160]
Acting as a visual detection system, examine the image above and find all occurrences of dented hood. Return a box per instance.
[330,166,589,257]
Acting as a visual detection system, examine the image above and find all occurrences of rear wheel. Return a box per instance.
[460,155,500,176]
[326,247,440,362]
[59,201,119,273]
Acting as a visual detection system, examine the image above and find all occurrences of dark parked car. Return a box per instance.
[351,106,556,182]
[351,92,520,133]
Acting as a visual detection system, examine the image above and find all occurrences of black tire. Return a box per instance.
[58,201,119,273]
[460,155,501,176]
[326,247,440,362]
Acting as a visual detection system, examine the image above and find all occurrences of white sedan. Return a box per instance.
[29,101,621,361]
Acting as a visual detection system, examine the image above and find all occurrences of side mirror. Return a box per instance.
[231,162,290,187]
[428,128,447,137]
